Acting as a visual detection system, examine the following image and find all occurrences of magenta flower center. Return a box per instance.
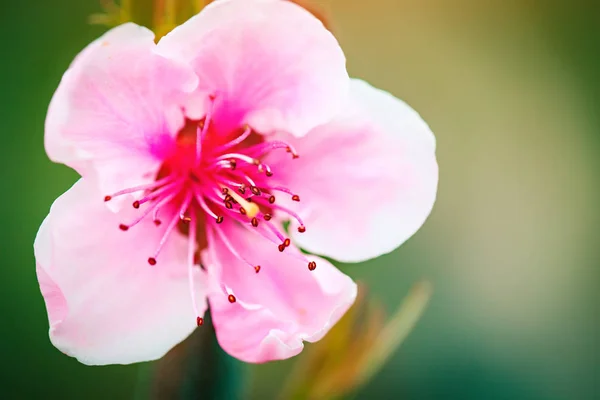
[103,99,314,318]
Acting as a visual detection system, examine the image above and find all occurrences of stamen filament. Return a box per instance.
[212,125,252,153]
[123,190,178,229]
[212,223,256,270]
[253,196,305,227]
[106,176,174,199]
[151,192,192,263]
[136,179,182,207]
[196,98,214,166]
[187,209,201,321]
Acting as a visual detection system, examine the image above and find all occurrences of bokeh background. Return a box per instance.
[1,0,598,398]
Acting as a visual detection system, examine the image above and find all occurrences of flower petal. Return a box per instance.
[45,23,200,203]
[203,221,357,363]
[34,179,207,365]
[157,0,348,136]
[267,79,438,263]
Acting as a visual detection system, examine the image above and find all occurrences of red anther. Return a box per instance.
[269,195,276,204]
[292,154,299,159]
[225,201,233,209]
[298,226,306,233]
[239,186,246,195]
[308,261,317,271]
[278,244,286,252]
[221,187,229,195]
[254,265,261,273]
[154,219,162,226]
[229,159,237,170]
[291,195,300,202]
[284,238,291,247]
[119,224,129,231]
[216,216,224,224]
[228,294,236,303]
[263,213,272,221]
[148,257,157,266]
[239,207,247,215]
[251,217,259,227]
[133,200,140,209]
[251,186,261,195]
[182,215,192,223]
[265,171,273,177]
[224,194,233,202]
[196,317,204,326]
[104,195,112,202]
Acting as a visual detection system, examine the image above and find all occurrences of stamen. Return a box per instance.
[228,294,236,303]
[216,153,258,165]
[194,189,224,224]
[187,209,202,325]
[212,225,257,271]
[308,261,317,271]
[221,185,259,218]
[104,176,174,199]
[133,179,181,209]
[212,125,252,153]
[253,197,306,228]
[244,140,298,157]
[197,317,204,326]
[121,191,178,231]
[150,192,192,264]
[196,97,214,165]
[254,265,261,273]
[262,220,287,243]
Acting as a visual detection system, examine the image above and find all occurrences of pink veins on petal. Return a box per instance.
[104,97,313,319]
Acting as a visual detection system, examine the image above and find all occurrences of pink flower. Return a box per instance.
[34,0,438,365]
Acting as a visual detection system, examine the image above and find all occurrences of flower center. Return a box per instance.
[103,98,313,324]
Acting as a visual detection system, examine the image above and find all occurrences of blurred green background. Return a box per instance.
[1,0,598,398]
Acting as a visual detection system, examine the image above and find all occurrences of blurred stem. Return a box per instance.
[119,0,131,21]
[136,311,246,400]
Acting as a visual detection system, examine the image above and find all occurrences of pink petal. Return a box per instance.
[45,23,200,205]
[156,0,348,137]
[203,221,357,363]
[267,79,438,263]
[34,179,207,365]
